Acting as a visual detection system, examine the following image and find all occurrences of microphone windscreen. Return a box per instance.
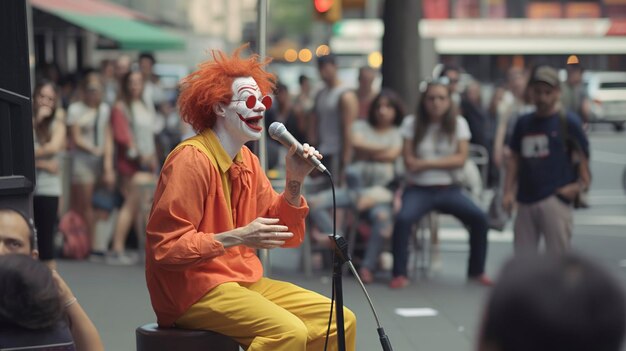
[268,122,285,139]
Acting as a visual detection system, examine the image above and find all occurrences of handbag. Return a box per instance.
[58,210,90,260]
[487,187,508,231]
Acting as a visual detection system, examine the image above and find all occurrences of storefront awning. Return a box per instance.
[31,0,185,51]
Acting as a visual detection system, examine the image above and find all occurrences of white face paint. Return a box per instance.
[223,76,272,143]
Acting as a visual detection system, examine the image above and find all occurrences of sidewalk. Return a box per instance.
[58,239,514,351]
[57,219,626,351]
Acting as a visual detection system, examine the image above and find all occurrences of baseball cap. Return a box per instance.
[530,65,560,88]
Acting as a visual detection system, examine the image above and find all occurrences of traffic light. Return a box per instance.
[314,0,341,23]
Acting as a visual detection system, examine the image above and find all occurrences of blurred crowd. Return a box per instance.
[266,54,592,289]
[32,52,191,267]
[28,49,594,279]
[1,48,623,351]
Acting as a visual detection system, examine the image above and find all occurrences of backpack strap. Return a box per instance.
[558,109,592,191]
[558,108,569,151]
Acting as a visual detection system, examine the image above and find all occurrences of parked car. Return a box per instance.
[586,71,626,131]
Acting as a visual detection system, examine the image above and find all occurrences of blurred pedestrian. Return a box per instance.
[291,75,314,142]
[355,66,378,120]
[503,65,590,254]
[486,83,506,187]
[107,71,158,265]
[266,81,302,170]
[32,80,66,269]
[99,59,117,105]
[311,54,359,182]
[390,78,490,289]
[67,72,115,257]
[439,64,462,107]
[493,67,534,169]
[561,55,590,124]
[115,55,131,82]
[138,52,165,110]
[477,253,625,351]
[460,80,487,148]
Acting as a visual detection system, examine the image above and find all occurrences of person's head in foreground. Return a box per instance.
[0,254,62,330]
[0,208,38,257]
[478,253,626,351]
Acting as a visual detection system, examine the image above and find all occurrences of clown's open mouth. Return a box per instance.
[238,114,263,132]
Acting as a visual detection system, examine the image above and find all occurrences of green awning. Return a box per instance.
[54,11,185,51]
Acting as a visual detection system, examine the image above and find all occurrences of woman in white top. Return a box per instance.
[67,72,115,251]
[32,80,66,268]
[308,89,404,283]
[390,78,490,289]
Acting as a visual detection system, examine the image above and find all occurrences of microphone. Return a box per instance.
[268,122,328,174]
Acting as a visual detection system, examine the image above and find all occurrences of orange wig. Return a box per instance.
[178,45,276,133]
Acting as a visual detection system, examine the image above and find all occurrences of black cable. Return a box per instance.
[323,171,336,351]
[324,256,336,351]
[320,170,393,350]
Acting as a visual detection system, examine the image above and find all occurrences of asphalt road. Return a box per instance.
[57,125,626,351]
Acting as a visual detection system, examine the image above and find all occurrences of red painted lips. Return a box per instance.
[238,113,263,132]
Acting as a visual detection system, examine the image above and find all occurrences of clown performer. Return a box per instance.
[144,47,357,350]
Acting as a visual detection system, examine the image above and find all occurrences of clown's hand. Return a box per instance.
[285,143,323,181]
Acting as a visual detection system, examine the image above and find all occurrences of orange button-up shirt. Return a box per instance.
[145,129,309,327]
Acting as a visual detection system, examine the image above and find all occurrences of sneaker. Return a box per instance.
[430,247,443,273]
[468,274,493,287]
[105,252,138,266]
[431,255,443,273]
[379,252,393,271]
[358,268,374,284]
[389,276,410,289]
[88,251,106,263]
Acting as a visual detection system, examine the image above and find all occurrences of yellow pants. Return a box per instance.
[176,277,357,351]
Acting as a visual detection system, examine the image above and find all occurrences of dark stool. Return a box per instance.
[136,323,239,351]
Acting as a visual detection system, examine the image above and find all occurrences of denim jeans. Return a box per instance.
[360,203,393,271]
[309,188,393,272]
[308,187,353,237]
[392,185,488,278]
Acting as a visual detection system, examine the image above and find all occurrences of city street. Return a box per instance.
[57,126,626,351]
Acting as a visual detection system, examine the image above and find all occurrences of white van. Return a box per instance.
[587,71,626,131]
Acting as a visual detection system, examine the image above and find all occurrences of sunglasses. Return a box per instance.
[232,95,273,110]
[419,76,453,93]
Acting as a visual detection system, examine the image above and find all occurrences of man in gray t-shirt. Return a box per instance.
[312,54,358,181]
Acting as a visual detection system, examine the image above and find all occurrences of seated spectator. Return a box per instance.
[390,78,490,289]
[477,253,625,351]
[0,208,104,351]
[308,89,405,282]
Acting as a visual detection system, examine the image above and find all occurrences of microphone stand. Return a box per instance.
[324,171,393,351]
